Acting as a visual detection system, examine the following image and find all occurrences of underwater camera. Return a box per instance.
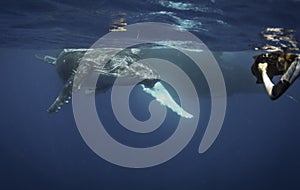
[251,51,296,83]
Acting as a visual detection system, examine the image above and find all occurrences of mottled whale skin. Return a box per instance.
[38,48,160,113]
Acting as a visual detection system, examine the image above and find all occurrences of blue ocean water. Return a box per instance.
[1,0,300,190]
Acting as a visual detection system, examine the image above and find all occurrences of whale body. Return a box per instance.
[37,48,193,118]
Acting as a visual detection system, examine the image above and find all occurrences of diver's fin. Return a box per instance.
[35,54,57,65]
[47,75,73,113]
[142,82,193,118]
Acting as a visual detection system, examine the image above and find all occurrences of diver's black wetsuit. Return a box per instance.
[270,56,300,99]
[271,80,290,99]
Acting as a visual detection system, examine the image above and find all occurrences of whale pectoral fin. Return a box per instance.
[48,59,94,112]
[142,82,193,119]
[47,76,73,113]
[140,79,160,89]
[35,54,57,65]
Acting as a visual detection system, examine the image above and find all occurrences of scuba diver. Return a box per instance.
[251,51,300,99]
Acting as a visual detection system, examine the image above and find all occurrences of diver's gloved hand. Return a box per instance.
[258,62,268,73]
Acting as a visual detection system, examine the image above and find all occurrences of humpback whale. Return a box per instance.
[36,48,193,118]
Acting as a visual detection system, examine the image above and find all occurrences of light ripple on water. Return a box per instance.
[155,0,223,14]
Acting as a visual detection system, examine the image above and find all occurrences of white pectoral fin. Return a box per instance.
[142,82,193,119]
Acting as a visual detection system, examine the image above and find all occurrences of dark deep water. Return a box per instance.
[1,0,300,190]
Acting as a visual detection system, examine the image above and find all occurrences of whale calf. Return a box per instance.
[37,48,193,118]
